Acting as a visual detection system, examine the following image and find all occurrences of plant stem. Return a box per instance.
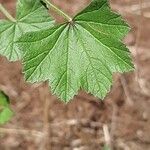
[42,0,72,22]
[0,3,16,22]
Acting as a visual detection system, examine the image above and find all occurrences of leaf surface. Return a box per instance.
[0,0,53,61]
[18,0,134,102]
[0,91,13,125]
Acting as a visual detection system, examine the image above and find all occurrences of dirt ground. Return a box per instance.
[0,0,150,150]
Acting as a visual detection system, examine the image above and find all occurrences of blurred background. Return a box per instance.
[0,0,150,150]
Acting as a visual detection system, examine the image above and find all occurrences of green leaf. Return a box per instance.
[18,0,134,102]
[0,107,13,125]
[0,91,9,107]
[0,0,54,61]
[0,91,13,125]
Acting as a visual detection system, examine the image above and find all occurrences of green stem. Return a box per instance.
[0,3,16,22]
[42,0,72,22]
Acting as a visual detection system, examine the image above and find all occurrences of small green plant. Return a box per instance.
[0,0,133,123]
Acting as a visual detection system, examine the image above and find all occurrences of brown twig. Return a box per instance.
[103,124,111,149]
[110,104,118,150]
[120,76,133,106]
[39,85,54,150]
